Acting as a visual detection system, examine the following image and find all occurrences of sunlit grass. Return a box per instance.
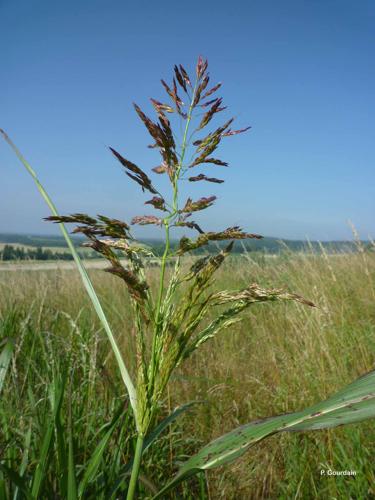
[1,248,374,498]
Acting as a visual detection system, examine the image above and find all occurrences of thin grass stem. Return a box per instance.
[126,434,144,500]
[0,129,138,420]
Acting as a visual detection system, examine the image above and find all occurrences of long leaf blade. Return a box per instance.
[78,407,123,498]
[31,378,65,498]
[0,465,32,500]
[68,429,78,500]
[154,370,375,498]
[0,129,137,415]
[13,426,32,500]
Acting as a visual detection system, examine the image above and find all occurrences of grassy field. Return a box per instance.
[1,246,375,498]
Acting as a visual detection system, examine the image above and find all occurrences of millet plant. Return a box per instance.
[2,57,375,499]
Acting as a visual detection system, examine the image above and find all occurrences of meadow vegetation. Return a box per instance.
[2,57,375,498]
[1,246,375,498]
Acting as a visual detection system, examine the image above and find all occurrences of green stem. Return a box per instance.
[154,80,198,324]
[126,434,144,500]
[0,129,139,417]
[155,222,171,326]
[149,82,198,388]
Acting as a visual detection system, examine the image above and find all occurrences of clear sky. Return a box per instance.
[1,0,374,241]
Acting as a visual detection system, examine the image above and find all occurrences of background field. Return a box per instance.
[1,244,375,498]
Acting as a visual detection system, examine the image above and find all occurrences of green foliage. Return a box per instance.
[155,369,375,497]
[0,309,201,498]
[0,250,374,497]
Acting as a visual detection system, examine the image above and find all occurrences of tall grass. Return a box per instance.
[1,247,374,498]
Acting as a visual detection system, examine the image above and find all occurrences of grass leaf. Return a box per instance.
[78,406,123,498]
[0,464,32,500]
[0,129,137,416]
[154,369,375,497]
[68,423,78,500]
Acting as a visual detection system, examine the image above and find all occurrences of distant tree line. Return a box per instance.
[0,239,370,262]
[0,245,79,261]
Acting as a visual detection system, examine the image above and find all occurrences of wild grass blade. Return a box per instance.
[0,464,32,500]
[78,406,123,498]
[31,376,66,497]
[13,426,32,500]
[0,128,137,415]
[154,369,375,497]
[68,423,78,500]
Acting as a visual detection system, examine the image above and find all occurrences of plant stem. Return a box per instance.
[154,221,171,327]
[126,434,144,500]
[150,81,198,388]
[154,80,198,326]
[0,129,139,416]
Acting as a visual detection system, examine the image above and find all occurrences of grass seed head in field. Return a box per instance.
[47,57,314,435]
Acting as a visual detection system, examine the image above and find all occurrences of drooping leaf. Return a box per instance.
[154,369,375,498]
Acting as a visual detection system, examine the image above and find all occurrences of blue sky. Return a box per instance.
[1,0,374,240]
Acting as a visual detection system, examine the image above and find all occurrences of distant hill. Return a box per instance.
[0,233,363,256]
[0,233,84,248]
